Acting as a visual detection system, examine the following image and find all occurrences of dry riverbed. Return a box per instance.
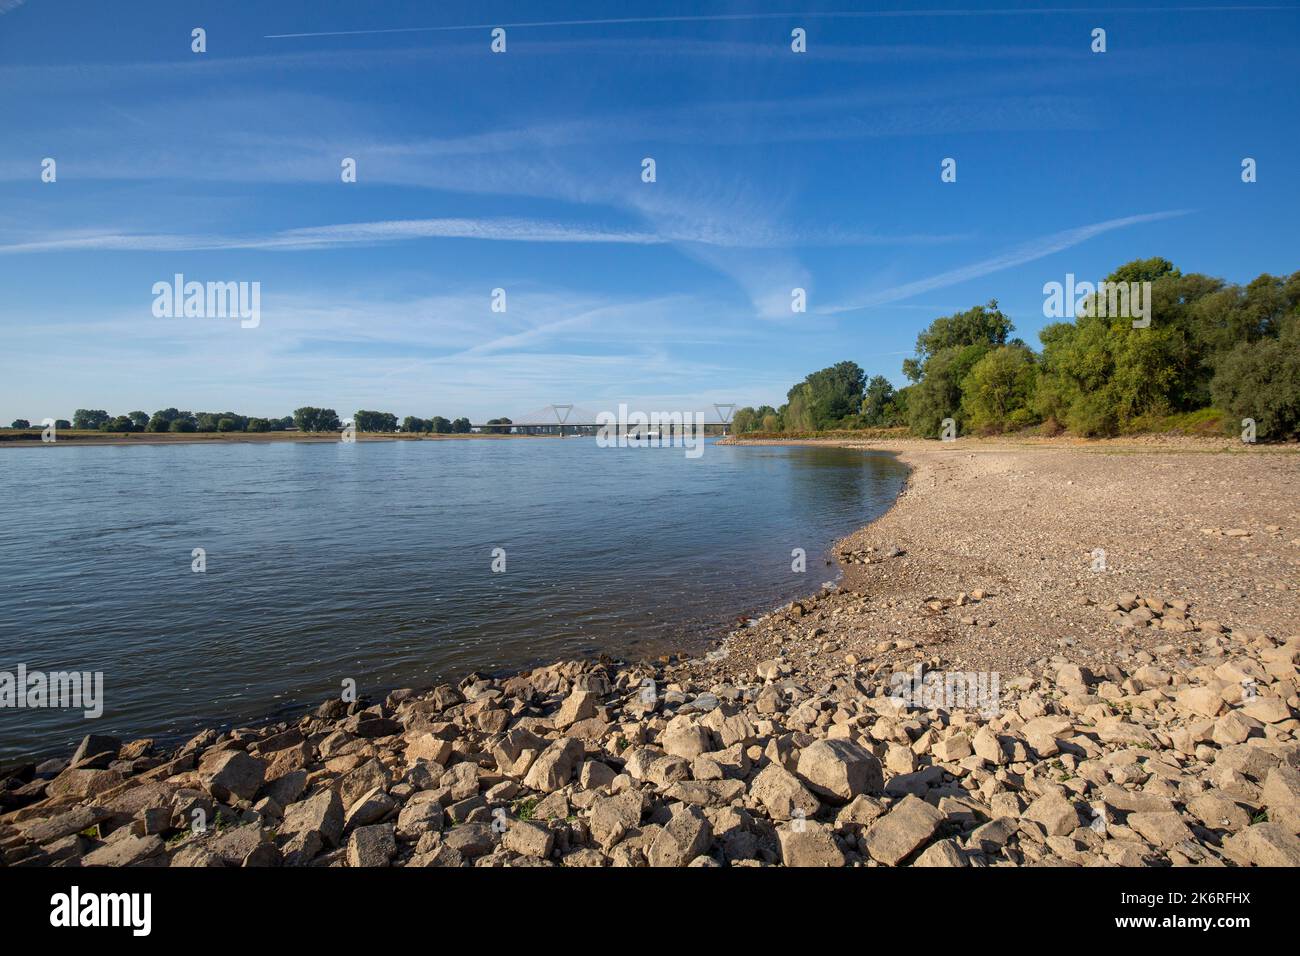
[2,437,1297,868]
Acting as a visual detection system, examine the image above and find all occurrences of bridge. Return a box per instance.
[466,403,738,435]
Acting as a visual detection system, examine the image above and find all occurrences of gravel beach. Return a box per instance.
[4,437,1298,868]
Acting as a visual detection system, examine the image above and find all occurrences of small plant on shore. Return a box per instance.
[512,796,539,821]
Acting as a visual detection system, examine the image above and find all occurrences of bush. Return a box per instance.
[907,344,987,437]
[1066,389,1121,437]
[960,345,1039,433]
[1210,316,1300,439]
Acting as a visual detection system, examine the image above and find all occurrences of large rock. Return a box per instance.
[198,750,266,802]
[1221,823,1300,867]
[914,839,967,867]
[70,734,121,767]
[796,739,883,802]
[552,690,598,729]
[262,769,308,808]
[396,794,445,839]
[280,789,344,847]
[344,786,396,831]
[209,824,270,866]
[502,819,554,859]
[1176,686,1224,718]
[47,768,122,800]
[405,733,453,766]
[1023,793,1080,837]
[750,763,820,821]
[1186,793,1251,831]
[861,795,945,865]
[347,823,397,867]
[82,834,164,867]
[441,822,494,858]
[661,723,713,759]
[777,822,845,867]
[338,759,391,809]
[22,805,111,844]
[1128,811,1194,849]
[1261,766,1300,810]
[492,727,545,777]
[523,738,584,792]
[648,804,712,867]
[589,791,645,849]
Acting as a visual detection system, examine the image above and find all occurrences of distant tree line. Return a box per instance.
[400,415,473,434]
[52,408,297,433]
[729,258,1300,441]
[9,407,490,435]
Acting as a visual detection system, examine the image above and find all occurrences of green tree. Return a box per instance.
[903,301,1012,382]
[293,407,341,432]
[72,409,110,430]
[354,410,398,433]
[783,385,814,431]
[907,344,987,437]
[731,407,758,433]
[452,417,472,434]
[961,345,1039,433]
[148,408,180,432]
[128,411,149,430]
[431,416,452,434]
[860,376,897,426]
[805,361,867,427]
[1210,314,1300,439]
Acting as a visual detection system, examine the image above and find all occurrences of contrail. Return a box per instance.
[818,209,1193,315]
[265,7,1293,39]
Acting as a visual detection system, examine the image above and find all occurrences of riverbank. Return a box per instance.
[3,437,1297,868]
[0,430,557,447]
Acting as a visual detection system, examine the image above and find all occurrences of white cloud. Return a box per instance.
[819,210,1193,314]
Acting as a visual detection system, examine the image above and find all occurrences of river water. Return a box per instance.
[0,437,906,761]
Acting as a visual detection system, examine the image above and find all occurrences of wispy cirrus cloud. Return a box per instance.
[0,215,966,255]
[819,210,1193,315]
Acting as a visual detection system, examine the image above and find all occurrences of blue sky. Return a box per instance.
[1,1,1297,424]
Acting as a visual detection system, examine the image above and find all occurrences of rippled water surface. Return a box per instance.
[0,438,906,760]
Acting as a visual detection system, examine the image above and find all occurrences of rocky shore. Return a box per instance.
[3,438,1298,868]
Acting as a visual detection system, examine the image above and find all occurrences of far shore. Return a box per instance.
[0,430,565,448]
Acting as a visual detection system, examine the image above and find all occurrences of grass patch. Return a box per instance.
[512,796,539,821]
[1120,407,1227,437]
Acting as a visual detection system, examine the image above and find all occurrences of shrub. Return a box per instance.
[1210,315,1300,439]
[960,345,1039,433]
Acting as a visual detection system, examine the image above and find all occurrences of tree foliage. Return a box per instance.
[353,410,398,433]
[1210,313,1300,440]
[293,407,342,432]
[961,345,1039,433]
